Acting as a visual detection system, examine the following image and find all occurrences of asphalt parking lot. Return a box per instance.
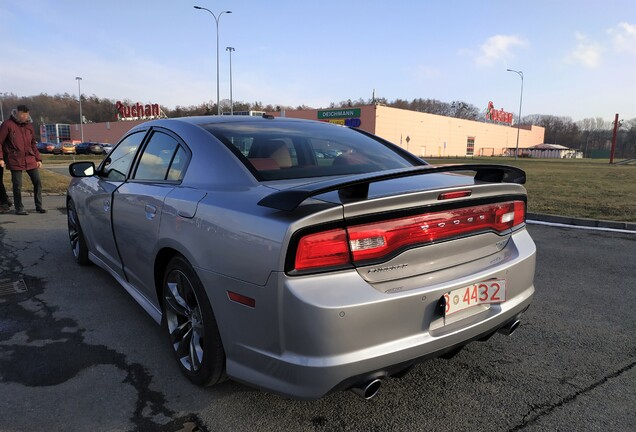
[0,194,634,432]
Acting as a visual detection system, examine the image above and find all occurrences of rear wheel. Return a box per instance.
[162,255,226,386]
[67,199,89,265]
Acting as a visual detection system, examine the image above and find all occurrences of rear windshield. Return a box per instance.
[204,120,419,180]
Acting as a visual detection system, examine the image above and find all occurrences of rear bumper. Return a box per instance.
[205,228,536,399]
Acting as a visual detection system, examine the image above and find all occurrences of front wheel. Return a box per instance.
[162,255,226,386]
[67,199,89,265]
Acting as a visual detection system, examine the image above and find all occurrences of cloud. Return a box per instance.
[474,35,527,67]
[563,32,602,68]
[608,22,636,55]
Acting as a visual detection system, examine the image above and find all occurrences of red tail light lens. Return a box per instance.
[294,228,350,271]
[293,200,525,272]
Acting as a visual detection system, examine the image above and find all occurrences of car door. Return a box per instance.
[85,130,147,278]
[112,128,190,302]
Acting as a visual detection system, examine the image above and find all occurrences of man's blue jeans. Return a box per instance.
[11,169,42,211]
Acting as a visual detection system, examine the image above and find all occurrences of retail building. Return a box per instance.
[68,104,545,157]
[270,105,545,157]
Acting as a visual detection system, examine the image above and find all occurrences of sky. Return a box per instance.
[1,0,635,123]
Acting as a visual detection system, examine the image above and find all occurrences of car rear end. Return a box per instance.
[193,118,535,399]
[216,170,534,400]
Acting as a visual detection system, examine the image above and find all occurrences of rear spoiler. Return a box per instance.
[258,164,526,211]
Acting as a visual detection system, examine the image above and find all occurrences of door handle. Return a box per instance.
[145,204,157,220]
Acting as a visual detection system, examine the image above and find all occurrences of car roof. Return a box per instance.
[138,115,322,129]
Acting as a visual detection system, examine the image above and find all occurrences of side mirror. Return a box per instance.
[69,161,95,177]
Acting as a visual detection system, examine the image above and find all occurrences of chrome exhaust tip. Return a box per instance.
[351,379,382,400]
[498,319,521,336]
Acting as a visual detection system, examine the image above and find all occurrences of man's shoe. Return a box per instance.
[16,209,28,215]
[36,208,47,213]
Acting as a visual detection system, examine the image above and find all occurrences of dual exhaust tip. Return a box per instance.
[497,319,521,336]
[350,319,522,400]
[351,378,382,400]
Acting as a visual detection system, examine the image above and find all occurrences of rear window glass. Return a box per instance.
[204,120,416,180]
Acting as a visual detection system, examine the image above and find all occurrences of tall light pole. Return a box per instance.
[507,69,523,160]
[226,46,235,115]
[75,76,84,142]
[194,6,232,115]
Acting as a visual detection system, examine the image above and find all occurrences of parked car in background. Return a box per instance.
[89,143,106,155]
[75,142,92,155]
[62,142,76,155]
[53,142,76,155]
[37,142,56,153]
[66,116,536,400]
[100,143,113,154]
[76,142,108,155]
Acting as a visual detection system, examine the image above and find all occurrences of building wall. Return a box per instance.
[277,106,378,134]
[372,105,544,157]
[68,105,545,157]
[275,105,544,157]
[69,119,148,143]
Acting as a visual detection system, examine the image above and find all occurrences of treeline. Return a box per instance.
[1,92,634,158]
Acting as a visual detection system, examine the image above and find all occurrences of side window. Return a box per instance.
[102,131,145,181]
[134,131,179,181]
[167,146,188,181]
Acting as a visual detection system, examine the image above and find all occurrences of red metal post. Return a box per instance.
[609,113,619,164]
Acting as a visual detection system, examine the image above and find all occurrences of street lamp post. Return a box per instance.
[75,76,84,142]
[506,69,523,160]
[226,46,235,115]
[194,6,232,115]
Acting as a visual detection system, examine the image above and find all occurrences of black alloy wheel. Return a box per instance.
[162,255,226,386]
[67,199,89,265]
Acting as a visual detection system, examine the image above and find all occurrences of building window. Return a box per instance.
[466,137,475,156]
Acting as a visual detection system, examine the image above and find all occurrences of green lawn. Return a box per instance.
[427,157,636,222]
[4,156,635,222]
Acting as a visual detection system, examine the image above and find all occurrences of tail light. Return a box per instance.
[294,229,350,271]
[293,200,526,272]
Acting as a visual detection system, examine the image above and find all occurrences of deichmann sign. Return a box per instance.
[116,101,161,120]
[486,101,513,125]
[318,108,361,119]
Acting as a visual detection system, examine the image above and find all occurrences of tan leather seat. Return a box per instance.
[266,140,292,168]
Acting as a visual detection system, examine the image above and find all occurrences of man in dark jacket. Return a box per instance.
[0,105,46,215]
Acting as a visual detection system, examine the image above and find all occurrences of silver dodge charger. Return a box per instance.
[67,115,535,400]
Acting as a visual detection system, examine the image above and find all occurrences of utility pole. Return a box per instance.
[507,69,524,160]
[75,77,84,142]
[609,113,620,164]
[226,46,235,114]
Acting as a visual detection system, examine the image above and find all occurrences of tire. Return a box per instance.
[67,199,90,265]
[162,255,226,386]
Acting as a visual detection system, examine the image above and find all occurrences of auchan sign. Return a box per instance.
[116,101,161,120]
[486,101,513,125]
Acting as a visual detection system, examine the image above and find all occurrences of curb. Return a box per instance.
[527,213,636,232]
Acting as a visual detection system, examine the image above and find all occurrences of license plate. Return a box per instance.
[444,279,506,316]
